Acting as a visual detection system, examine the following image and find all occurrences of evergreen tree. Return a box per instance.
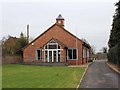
[14,33,27,55]
[108,0,120,48]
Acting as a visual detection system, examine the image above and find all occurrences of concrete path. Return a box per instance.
[79,60,120,89]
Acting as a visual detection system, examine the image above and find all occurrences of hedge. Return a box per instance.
[107,42,120,66]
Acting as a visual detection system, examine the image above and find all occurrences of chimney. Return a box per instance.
[27,24,29,43]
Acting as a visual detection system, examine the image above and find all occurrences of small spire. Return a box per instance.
[56,14,64,20]
[56,14,65,28]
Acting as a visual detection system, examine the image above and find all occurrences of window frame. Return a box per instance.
[82,48,85,58]
[67,48,78,60]
[36,49,42,60]
[44,40,60,50]
[87,49,89,58]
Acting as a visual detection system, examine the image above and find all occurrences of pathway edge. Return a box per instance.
[106,62,120,74]
[76,62,93,89]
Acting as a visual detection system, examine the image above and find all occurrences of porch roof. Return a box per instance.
[41,38,68,49]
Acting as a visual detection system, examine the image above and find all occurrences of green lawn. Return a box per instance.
[2,64,85,88]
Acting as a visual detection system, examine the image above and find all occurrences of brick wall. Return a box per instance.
[23,24,89,65]
[2,55,22,64]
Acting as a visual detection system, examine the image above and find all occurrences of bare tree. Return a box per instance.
[100,47,107,53]
[91,45,96,55]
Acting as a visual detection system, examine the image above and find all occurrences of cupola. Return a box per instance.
[56,14,65,28]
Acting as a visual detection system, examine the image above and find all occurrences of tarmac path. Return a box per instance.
[79,60,120,89]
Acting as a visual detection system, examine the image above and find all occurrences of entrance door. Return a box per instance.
[44,40,62,63]
[53,51,57,62]
[48,50,58,62]
[49,51,52,62]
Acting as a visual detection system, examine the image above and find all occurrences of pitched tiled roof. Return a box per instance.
[4,36,19,45]
[22,23,90,50]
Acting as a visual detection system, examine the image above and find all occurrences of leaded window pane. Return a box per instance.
[68,49,77,60]
[73,49,77,59]
[68,49,72,59]
[49,45,57,49]
[36,49,42,60]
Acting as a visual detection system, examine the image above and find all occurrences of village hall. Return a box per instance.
[22,14,91,65]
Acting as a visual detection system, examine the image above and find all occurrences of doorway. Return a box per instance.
[44,40,62,62]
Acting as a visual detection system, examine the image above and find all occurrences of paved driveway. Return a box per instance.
[80,60,120,89]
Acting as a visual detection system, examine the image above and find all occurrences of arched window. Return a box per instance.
[44,40,60,49]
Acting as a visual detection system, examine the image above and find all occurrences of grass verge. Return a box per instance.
[2,64,85,88]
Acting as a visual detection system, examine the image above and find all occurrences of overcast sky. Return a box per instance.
[1,0,118,52]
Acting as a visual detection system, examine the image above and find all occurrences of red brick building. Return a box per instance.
[3,36,19,55]
[22,14,91,65]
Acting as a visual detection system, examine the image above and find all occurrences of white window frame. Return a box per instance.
[87,50,89,58]
[44,40,63,62]
[67,48,78,60]
[82,48,85,58]
[36,49,42,60]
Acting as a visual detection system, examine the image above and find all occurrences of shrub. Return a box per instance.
[108,42,120,66]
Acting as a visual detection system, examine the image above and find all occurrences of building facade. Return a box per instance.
[22,14,91,65]
[3,36,19,55]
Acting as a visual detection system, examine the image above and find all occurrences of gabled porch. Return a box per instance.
[36,38,68,63]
